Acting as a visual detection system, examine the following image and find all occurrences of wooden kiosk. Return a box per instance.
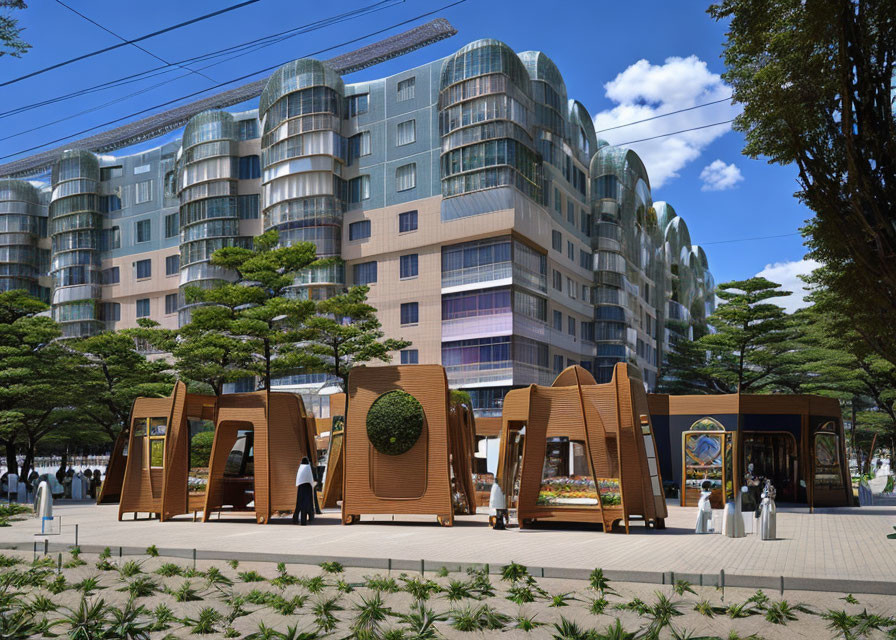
[341,365,476,526]
[113,381,318,524]
[647,393,851,509]
[495,363,667,532]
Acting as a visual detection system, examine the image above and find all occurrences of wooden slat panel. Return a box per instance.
[342,365,453,521]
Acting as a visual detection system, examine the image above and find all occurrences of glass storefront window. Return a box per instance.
[133,418,147,437]
[536,437,597,506]
[814,430,844,490]
[149,417,167,436]
[149,438,165,468]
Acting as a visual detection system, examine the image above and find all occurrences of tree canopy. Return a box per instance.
[302,285,411,392]
[709,0,896,369]
[659,277,797,394]
[0,1,29,58]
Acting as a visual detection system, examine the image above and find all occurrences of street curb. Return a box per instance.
[4,540,894,596]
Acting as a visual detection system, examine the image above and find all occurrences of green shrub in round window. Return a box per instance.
[366,390,424,456]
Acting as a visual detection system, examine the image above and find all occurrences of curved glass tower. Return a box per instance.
[438,39,541,202]
[50,150,103,337]
[177,110,243,323]
[0,178,46,300]
[259,58,346,300]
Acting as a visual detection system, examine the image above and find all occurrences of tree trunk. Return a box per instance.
[4,441,17,477]
[20,447,34,482]
[264,339,271,392]
[850,398,858,466]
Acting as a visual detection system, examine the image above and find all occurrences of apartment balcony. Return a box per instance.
[445,360,552,388]
[441,311,513,341]
[441,262,512,293]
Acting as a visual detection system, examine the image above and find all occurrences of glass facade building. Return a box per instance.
[5,38,713,416]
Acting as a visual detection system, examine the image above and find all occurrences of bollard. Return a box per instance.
[57,553,62,574]
[119,547,123,560]
[74,524,78,548]
[32,540,37,561]
[43,539,48,556]
[720,569,725,600]
[193,548,197,570]
[780,576,784,596]
[420,559,424,576]
[387,558,392,575]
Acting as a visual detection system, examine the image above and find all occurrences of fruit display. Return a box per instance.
[536,475,598,505]
[597,478,622,506]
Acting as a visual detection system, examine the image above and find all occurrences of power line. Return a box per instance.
[0,0,404,143]
[701,232,802,245]
[594,96,734,134]
[54,0,216,84]
[614,119,735,146]
[0,0,402,120]
[0,0,468,161]
[0,0,263,88]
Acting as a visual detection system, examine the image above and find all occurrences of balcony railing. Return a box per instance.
[441,262,512,289]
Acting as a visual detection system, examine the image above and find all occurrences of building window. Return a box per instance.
[349,175,370,203]
[581,210,590,234]
[400,349,419,364]
[568,316,576,336]
[353,261,377,285]
[398,210,417,233]
[136,219,151,243]
[579,249,590,270]
[348,220,371,241]
[102,267,119,285]
[136,298,150,318]
[567,277,576,299]
[135,180,153,204]
[135,259,151,280]
[348,131,371,164]
[103,226,121,251]
[553,310,562,331]
[397,77,415,102]
[567,201,575,225]
[101,302,120,322]
[134,163,151,175]
[347,93,368,117]
[236,194,259,219]
[554,187,562,214]
[100,166,122,181]
[165,294,178,315]
[396,119,416,146]
[400,302,419,325]
[552,269,562,290]
[238,156,261,179]
[400,253,418,279]
[395,163,416,191]
[567,241,574,261]
[164,213,178,238]
[165,254,179,276]
[553,354,564,374]
[551,230,561,252]
[100,194,121,212]
[238,119,258,140]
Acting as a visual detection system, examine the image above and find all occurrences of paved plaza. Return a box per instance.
[3,501,895,590]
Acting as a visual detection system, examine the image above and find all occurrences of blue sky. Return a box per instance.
[2,0,814,309]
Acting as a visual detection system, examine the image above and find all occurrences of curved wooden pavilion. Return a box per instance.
[341,365,476,526]
[113,382,317,524]
[495,363,667,532]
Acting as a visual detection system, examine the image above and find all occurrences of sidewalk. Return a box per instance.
[3,502,895,592]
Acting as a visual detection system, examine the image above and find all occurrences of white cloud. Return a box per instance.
[592,56,741,189]
[755,259,821,313]
[699,159,744,191]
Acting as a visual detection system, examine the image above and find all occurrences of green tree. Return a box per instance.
[709,0,896,369]
[302,285,411,392]
[0,0,30,58]
[176,230,319,392]
[73,327,174,442]
[659,277,796,394]
[0,290,61,475]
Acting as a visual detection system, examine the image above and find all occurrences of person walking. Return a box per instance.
[293,457,316,525]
